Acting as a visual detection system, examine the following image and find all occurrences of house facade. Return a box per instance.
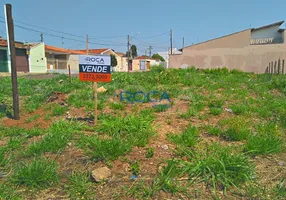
[169,21,286,74]
[132,56,161,71]
[0,38,29,73]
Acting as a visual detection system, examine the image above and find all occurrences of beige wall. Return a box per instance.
[132,59,140,71]
[67,55,79,71]
[170,29,286,73]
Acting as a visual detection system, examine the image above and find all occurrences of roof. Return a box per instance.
[76,48,110,55]
[134,55,156,60]
[182,20,285,50]
[252,21,284,31]
[0,38,27,49]
[45,45,86,54]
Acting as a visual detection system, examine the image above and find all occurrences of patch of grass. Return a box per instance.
[6,137,24,150]
[78,135,131,162]
[0,183,21,200]
[52,104,68,116]
[125,181,153,199]
[130,161,140,176]
[0,126,46,138]
[219,116,251,141]
[209,107,223,115]
[230,103,249,115]
[222,128,250,141]
[204,125,222,136]
[44,113,52,121]
[168,125,199,148]
[152,159,187,194]
[25,120,81,156]
[11,158,59,189]
[179,107,197,119]
[185,143,254,191]
[208,99,224,116]
[153,104,170,112]
[272,179,286,199]
[110,102,125,110]
[66,172,93,200]
[145,147,154,158]
[244,134,283,156]
[96,111,155,147]
[25,114,41,123]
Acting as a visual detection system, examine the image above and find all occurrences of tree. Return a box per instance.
[131,45,137,58]
[110,54,118,67]
[152,53,165,62]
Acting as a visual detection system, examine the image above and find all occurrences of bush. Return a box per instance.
[168,125,199,148]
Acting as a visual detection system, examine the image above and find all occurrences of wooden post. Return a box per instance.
[5,4,19,120]
[68,64,71,83]
[93,82,98,125]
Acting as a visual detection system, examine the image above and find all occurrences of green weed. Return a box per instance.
[185,143,254,191]
[0,183,21,200]
[66,172,93,200]
[78,135,131,162]
[244,134,283,156]
[25,114,40,123]
[145,147,154,158]
[110,102,125,110]
[168,125,199,148]
[130,161,140,176]
[11,158,59,189]
[52,104,68,116]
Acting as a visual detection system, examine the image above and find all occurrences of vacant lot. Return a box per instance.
[0,67,286,199]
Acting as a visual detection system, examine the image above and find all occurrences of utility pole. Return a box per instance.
[40,33,43,42]
[127,35,130,59]
[5,4,19,120]
[170,29,173,55]
[86,34,89,55]
[182,37,185,48]
[148,46,153,57]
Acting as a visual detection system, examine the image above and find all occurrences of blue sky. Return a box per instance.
[0,0,286,54]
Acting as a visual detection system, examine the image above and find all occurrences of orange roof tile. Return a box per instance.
[0,38,27,48]
[76,48,110,55]
[134,55,156,60]
[45,45,86,54]
[116,52,126,57]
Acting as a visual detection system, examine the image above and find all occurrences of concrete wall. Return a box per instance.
[29,43,47,73]
[132,59,140,71]
[67,55,79,71]
[169,29,286,73]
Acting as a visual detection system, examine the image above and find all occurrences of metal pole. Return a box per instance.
[170,29,173,55]
[5,4,19,120]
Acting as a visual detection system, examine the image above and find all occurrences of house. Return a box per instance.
[157,48,182,68]
[169,21,286,74]
[26,42,47,73]
[115,52,128,72]
[0,38,29,73]
[132,56,161,71]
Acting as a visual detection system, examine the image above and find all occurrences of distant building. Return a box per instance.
[131,55,161,71]
[157,48,182,68]
[169,21,286,74]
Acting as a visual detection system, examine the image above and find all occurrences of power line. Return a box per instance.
[0,16,127,40]
[136,31,169,39]
[0,20,127,47]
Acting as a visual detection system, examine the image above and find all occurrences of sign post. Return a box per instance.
[79,55,111,125]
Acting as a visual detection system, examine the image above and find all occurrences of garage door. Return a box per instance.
[16,49,29,72]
